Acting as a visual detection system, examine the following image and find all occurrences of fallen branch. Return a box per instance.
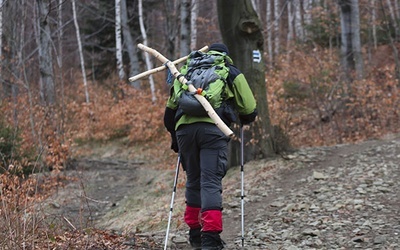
[128,46,208,82]
[137,43,234,137]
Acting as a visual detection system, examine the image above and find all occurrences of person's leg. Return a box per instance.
[198,124,229,249]
[176,125,202,248]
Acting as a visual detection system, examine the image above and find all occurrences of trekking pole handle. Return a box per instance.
[137,43,234,137]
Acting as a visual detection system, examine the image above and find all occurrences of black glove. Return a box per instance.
[239,109,257,125]
[170,132,179,153]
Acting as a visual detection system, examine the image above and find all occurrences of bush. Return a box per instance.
[0,120,36,176]
[0,121,20,171]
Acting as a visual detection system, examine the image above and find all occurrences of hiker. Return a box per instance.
[163,43,257,249]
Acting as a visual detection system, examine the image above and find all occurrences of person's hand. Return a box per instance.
[239,109,257,125]
[170,133,179,153]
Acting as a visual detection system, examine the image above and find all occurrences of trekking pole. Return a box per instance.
[240,125,245,248]
[164,155,181,250]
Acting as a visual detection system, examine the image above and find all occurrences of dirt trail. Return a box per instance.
[44,134,400,249]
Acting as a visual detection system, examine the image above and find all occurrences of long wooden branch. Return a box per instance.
[137,43,234,137]
[128,46,208,82]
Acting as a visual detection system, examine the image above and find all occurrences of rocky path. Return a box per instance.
[165,134,400,249]
[46,134,400,249]
[216,134,400,250]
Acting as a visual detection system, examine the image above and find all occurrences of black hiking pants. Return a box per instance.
[176,122,230,211]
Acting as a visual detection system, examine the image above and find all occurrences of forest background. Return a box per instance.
[0,0,399,248]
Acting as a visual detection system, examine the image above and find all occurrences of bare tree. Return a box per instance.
[0,0,3,93]
[303,0,313,38]
[190,0,198,50]
[386,0,399,39]
[180,0,190,56]
[72,0,89,104]
[115,0,125,80]
[163,0,178,60]
[371,0,377,48]
[36,0,55,105]
[274,0,280,55]
[121,0,141,89]
[293,0,304,41]
[287,0,294,45]
[266,0,273,66]
[138,0,156,102]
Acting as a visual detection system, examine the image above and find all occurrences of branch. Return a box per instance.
[128,46,208,82]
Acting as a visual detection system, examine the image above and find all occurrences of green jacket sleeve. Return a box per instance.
[231,73,257,115]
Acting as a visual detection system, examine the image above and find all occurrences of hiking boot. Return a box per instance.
[189,228,201,249]
[201,232,225,250]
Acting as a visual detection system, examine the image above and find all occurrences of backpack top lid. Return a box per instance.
[209,43,229,55]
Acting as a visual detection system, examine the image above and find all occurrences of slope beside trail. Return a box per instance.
[44,134,400,249]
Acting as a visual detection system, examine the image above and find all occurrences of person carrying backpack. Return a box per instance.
[163,43,257,249]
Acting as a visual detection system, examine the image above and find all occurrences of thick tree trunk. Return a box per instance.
[36,0,55,105]
[217,0,275,165]
[121,0,141,89]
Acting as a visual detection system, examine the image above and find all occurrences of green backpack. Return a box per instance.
[177,50,233,117]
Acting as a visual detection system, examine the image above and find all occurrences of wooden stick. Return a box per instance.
[128,46,209,82]
[137,43,234,137]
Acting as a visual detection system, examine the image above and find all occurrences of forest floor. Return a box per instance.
[41,133,400,249]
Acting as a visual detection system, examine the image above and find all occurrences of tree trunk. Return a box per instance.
[351,0,363,79]
[339,0,364,80]
[121,0,141,89]
[217,0,275,166]
[287,0,294,44]
[339,0,353,78]
[180,0,190,56]
[371,0,377,48]
[293,0,304,41]
[386,0,399,39]
[190,0,198,51]
[251,0,261,16]
[0,0,3,99]
[274,0,280,55]
[138,0,156,102]
[380,0,400,79]
[163,0,178,60]
[115,0,125,80]
[36,0,55,105]
[72,0,89,104]
[266,0,273,67]
[303,0,312,38]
